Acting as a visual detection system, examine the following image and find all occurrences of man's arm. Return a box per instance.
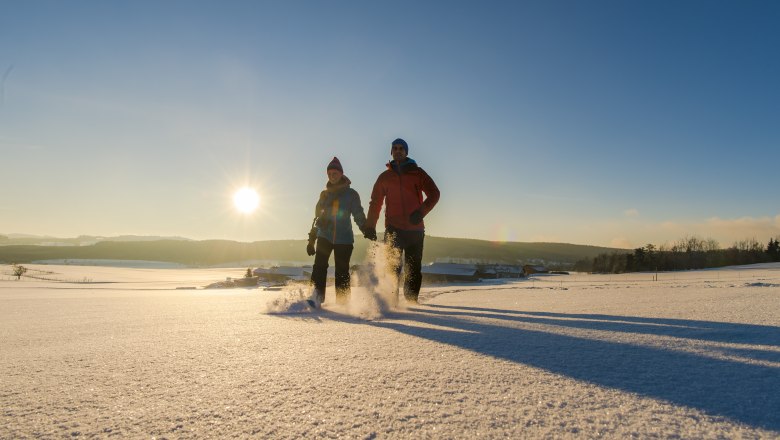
[419,169,440,216]
[365,175,386,230]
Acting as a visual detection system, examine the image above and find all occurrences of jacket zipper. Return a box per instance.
[397,164,407,221]
[331,197,339,243]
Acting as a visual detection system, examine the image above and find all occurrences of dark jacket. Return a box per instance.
[315,176,367,244]
[366,158,440,232]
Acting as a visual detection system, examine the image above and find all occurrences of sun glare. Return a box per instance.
[233,187,260,214]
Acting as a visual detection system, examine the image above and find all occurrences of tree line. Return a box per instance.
[576,236,780,273]
[0,237,616,267]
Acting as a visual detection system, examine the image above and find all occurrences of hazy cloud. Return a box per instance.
[702,216,780,239]
[530,234,562,243]
[610,237,633,249]
[647,215,780,247]
[579,214,780,249]
[624,209,639,218]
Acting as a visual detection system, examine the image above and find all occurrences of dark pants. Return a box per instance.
[310,237,354,303]
[385,226,425,302]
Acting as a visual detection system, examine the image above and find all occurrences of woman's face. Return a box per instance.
[327,169,343,184]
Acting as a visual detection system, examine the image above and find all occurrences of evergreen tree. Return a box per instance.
[767,238,780,262]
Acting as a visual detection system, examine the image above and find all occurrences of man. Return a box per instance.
[363,138,440,303]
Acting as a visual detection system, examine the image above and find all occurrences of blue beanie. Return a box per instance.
[391,138,408,153]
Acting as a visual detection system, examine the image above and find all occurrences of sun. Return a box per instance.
[233,187,260,214]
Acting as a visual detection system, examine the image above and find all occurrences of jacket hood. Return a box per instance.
[386,158,418,172]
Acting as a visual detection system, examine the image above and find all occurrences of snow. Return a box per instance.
[1,262,779,438]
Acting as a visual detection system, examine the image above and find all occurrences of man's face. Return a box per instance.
[391,144,407,162]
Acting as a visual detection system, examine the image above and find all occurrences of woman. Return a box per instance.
[306,157,367,306]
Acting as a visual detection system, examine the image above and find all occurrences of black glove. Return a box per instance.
[409,209,424,225]
[362,227,377,241]
[307,227,317,256]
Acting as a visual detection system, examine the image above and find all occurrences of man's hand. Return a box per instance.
[362,227,377,241]
[306,241,316,256]
[409,209,424,225]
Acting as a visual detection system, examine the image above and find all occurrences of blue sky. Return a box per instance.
[1,1,778,248]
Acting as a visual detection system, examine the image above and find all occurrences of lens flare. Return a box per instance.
[491,223,518,243]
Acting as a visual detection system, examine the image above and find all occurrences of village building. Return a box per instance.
[523,265,550,276]
[421,262,480,283]
[483,264,525,279]
[253,266,311,283]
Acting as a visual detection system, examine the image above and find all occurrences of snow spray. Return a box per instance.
[346,240,402,319]
[258,241,404,319]
[259,284,315,314]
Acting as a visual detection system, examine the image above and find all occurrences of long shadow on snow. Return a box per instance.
[420,304,780,347]
[328,307,780,432]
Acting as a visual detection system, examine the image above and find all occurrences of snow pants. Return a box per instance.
[384,226,425,302]
[311,237,353,303]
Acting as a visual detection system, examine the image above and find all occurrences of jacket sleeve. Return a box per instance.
[314,191,327,218]
[350,189,367,229]
[419,169,440,216]
[365,175,385,229]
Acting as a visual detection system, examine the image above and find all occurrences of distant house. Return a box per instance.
[301,266,336,280]
[421,263,480,283]
[253,266,311,283]
[490,264,525,279]
[523,265,549,276]
[477,265,497,279]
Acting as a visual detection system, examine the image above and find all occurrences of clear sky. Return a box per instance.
[1,1,778,248]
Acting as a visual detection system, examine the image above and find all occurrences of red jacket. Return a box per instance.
[366,158,440,231]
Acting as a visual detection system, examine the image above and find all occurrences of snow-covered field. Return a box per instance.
[2,262,779,438]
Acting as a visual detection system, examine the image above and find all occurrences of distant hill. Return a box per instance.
[0,235,620,267]
[0,234,190,246]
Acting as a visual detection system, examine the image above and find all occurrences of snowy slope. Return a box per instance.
[1,263,779,438]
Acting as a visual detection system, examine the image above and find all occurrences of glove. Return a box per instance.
[409,209,424,225]
[307,227,317,256]
[362,227,377,241]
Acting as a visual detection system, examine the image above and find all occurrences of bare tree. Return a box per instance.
[733,238,763,252]
[703,238,720,252]
[12,264,27,280]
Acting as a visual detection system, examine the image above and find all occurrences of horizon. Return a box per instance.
[2,231,617,246]
[3,230,779,251]
[2,1,779,248]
